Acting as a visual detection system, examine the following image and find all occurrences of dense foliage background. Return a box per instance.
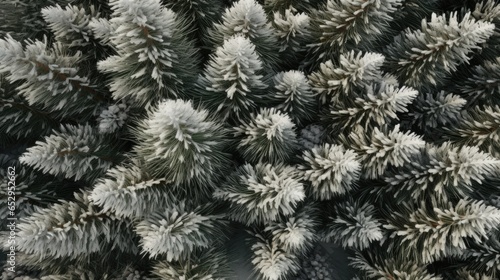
[1,0,500,279]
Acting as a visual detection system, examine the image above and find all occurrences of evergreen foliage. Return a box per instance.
[309,51,385,105]
[135,201,227,261]
[249,231,300,280]
[19,123,123,182]
[213,163,305,226]
[408,91,466,133]
[385,11,495,89]
[299,143,360,199]
[272,8,312,55]
[323,200,383,250]
[456,57,500,107]
[307,0,402,63]
[264,204,318,255]
[270,70,317,125]
[234,107,298,164]
[385,199,500,264]
[161,0,224,46]
[209,0,280,69]
[197,35,268,121]
[441,106,500,158]
[88,160,171,219]
[97,0,200,107]
[383,143,500,202]
[133,99,230,193]
[151,247,233,279]
[41,4,96,49]
[3,0,500,279]
[12,191,138,275]
[0,35,104,119]
[342,125,425,179]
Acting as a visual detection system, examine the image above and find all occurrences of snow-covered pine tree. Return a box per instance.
[196,35,268,121]
[97,0,200,108]
[306,0,402,67]
[385,11,495,89]
[133,99,230,196]
[208,0,280,69]
[234,107,298,164]
[269,70,317,126]
[3,0,500,279]
[213,162,305,226]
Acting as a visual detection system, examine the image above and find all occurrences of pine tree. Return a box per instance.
[0,35,105,120]
[299,143,360,199]
[213,163,305,226]
[234,107,298,164]
[209,0,280,69]
[197,35,268,121]
[385,199,500,264]
[307,0,402,64]
[323,200,383,250]
[19,123,124,183]
[270,70,317,125]
[133,99,230,195]
[385,11,495,89]
[97,0,200,107]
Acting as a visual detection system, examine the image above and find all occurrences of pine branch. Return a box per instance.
[307,0,402,63]
[89,160,178,219]
[299,143,360,199]
[0,35,105,119]
[308,51,385,105]
[264,204,319,255]
[383,142,500,202]
[408,91,466,131]
[234,108,299,164]
[441,106,500,158]
[15,191,138,261]
[270,70,317,126]
[323,83,417,136]
[197,35,268,121]
[42,4,95,49]
[209,0,280,69]
[323,200,383,250]
[385,199,500,264]
[456,57,500,107]
[133,99,230,196]
[151,247,234,279]
[249,231,300,280]
[97,0,200,107]
[272,8,312,65]
[19,123,123,182]
[213,163,305,226]
[343,125,425,179]
[135,202,228,261]
[350,250,443,280]
[385,12,495,89]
